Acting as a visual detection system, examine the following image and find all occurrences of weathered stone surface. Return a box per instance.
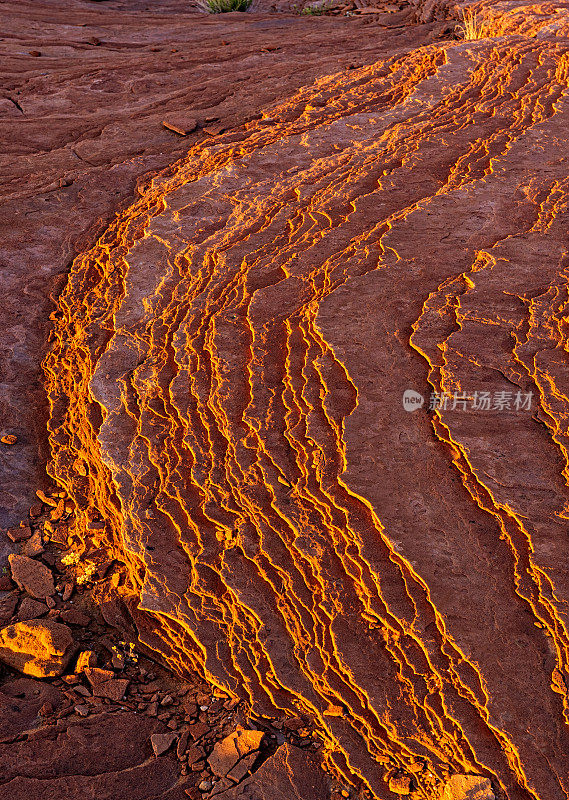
[0,619,74,677]
[0,711,189,800]
[0,0,444,530]
[43,3,569,796]
[8,555,54,599]
[0,677,65,741]
[213,743,328,800]
[208,729,264,777]
[442,775,495,800]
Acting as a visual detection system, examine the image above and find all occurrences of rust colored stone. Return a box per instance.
[8,555,54,599]
[208,729,264,777]
[151,731,178,756]
[0,619,75,678]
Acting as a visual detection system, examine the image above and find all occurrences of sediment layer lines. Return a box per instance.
[45,28,569,800]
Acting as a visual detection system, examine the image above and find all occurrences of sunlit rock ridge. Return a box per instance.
[45,2,569,797]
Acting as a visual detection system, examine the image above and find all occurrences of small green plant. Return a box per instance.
[299,1,332,13]
[198,0,251,12]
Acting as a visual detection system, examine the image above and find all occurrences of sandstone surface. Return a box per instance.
[43,0,569,797]
[214,742,329,799]
[0,0,443,533]
[0,710,191,800]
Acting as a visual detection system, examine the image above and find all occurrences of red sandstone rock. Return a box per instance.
[43,9,569,796]
[8,555,54,599]
[0,678,65,740]
[0,619,75,677]
[58,608,90,626]
[163,117,199,136]
[208,729,264,777]
[442,775,495,800]
[213,743,328,800]
[0,711,188,799]
[6,526,32,543]
[152,731,179,756]
[0,0,443,532]
[17,597,48,621]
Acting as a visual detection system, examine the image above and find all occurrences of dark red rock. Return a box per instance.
[0,677,65,740]
[213,743,328,800]
[8,555,54,599]
[151,731,178,756]
[0,711,189,799]
[42,7,569,796]
[17,597,48,621]
[162,117,199,136]
[58,608,90,626]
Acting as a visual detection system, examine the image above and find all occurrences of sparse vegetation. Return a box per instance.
[61,551,80,566]
[457,9,491,40]
[76,561,96,585]
[198,0,251,12]
[298,1,333,13]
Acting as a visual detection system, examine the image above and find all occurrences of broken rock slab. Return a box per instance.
[0,619,75,678]
[211,742,328,800]
[207,728,264,777]
[17,597,48,621]
[151,731,178,756]
[162,115,199,136]
[8,555,54,599]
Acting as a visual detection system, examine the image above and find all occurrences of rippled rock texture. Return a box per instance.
[0,0,441,530]
[45,5,569,799]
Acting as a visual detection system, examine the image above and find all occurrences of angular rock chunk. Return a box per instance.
[8,555,54,599]
[151,731,178,756]
[208,728,264,777]
[0,619,75,677]
[213,743,328,800]
[442,775,495,800]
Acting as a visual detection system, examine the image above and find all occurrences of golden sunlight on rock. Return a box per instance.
[0,620,75,678]
[2,0,569,797]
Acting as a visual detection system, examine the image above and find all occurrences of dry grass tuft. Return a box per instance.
[457,8,491,39]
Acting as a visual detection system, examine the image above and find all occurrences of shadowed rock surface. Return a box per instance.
[0,705,193,799]
[43,0,569,796]
[0,0,444,531]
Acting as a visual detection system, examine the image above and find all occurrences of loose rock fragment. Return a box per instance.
[207,728,264,777]
[75,650,98,672]
[151,731,178,756]
[6,525,32,542]
[442,775,495,800]
[0,619,75,677]
[8,554,54,599]
[162,116,198,135]
[17,597,48,621]
[388,773,412,795]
